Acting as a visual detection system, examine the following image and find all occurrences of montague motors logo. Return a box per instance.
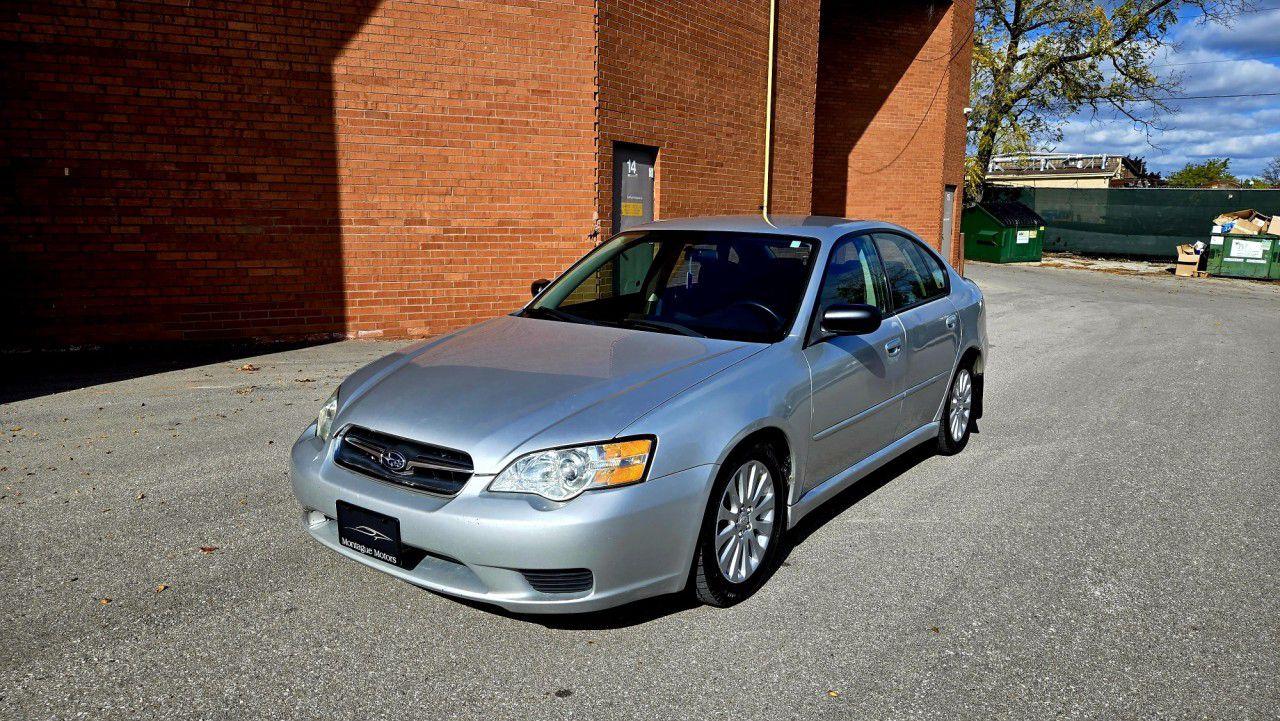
[346,525,392,543]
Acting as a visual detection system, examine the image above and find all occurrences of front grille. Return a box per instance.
[335,425,473,496]
[521,568,594,594]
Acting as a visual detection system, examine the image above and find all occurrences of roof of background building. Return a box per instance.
[988,153,1139,179]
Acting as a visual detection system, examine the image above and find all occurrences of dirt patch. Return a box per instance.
[1035,254,1173,276]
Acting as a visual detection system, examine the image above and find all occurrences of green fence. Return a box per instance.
[1004,187,1280,260]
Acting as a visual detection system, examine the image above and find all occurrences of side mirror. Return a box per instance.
[821,304,882,336]
[530,278,551,297]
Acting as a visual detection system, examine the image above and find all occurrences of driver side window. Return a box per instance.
[816,234,888,315]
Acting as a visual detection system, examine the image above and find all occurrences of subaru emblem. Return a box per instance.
[381,450,408,473]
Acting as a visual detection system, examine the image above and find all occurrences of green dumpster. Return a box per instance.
[1206,232,1280,280]
[962,201,1046,263]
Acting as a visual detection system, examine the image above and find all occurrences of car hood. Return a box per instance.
[335,315,762,473]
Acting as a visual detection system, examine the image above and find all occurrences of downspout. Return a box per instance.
[761,0,778,221]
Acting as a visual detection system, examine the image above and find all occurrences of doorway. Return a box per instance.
[612,143,657,234]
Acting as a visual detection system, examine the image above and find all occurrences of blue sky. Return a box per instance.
[1053,6,1280,178]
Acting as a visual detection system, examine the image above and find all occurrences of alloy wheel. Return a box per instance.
[714,460,776,583]
[949,368,973,442]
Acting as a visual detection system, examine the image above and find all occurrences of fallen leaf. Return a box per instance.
[199,546,218,554]
[155,584,169,593]
[99,598,111,605]
[930,626,941,634]
[295,378,315,383]
[136,492,145,500]
[239,363,259,372]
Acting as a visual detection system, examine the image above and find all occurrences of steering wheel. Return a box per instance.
[727,300,783,329]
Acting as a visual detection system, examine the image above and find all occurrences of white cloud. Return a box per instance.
[1178,9,1280,56]
[1052,10,1280,177]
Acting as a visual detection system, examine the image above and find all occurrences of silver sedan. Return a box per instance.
[290,215,987,613]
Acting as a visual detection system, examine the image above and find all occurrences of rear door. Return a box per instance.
[801,233,905,492]
[871,232,959,436]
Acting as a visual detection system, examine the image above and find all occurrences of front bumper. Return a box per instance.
[290,429,715,614]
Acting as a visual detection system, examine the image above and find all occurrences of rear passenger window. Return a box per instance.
[873,233,947,309]
[907,242,948,297]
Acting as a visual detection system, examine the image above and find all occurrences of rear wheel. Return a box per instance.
[936,364,974,455]
[691,443,787,607]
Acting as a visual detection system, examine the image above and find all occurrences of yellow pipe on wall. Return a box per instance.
[762,0,778,220]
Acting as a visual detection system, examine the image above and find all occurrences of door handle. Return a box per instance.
[945,313,958,329]
[884,339,902,357]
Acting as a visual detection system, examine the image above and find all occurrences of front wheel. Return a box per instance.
[691,443,787,607]
[936,364,974,455]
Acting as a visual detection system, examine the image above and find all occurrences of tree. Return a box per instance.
[1165,158,1238,188]
[1260,157,1280,187]
[969,0,1252,192]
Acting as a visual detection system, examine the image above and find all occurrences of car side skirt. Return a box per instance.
[788,421,939,528]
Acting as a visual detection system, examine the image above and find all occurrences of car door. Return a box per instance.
[871,232,959,437]
[801,233,906,493]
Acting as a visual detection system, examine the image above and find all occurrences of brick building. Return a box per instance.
[2,0,974,348]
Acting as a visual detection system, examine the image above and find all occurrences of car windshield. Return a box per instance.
[524,230,818,343]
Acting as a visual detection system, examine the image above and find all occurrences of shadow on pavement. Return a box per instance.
[449,591,701,631]
[784,442,937,550]
[0,340,339,404]
[448,439,951,629]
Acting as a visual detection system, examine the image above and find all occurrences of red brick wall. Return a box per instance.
[4,0,973,348]
[812,0,973,266]
[596,0,821,235]
[2,0,371,345]
[2,0,597,346]
[334,1,598,339]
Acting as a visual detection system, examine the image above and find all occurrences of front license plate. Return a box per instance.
[336,500,404,567]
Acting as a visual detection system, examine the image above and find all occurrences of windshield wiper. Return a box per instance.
[621,318,706,338]
[522,305,593,325]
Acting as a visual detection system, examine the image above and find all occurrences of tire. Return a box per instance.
[691,442,788,607]
[936,363,975,456]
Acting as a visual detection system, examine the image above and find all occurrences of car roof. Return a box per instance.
[621,214,903,242]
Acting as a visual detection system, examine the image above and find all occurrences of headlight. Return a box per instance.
[315,388,339,441]
[488,438,654,502]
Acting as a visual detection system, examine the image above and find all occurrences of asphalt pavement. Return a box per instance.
[3,263,1278,719]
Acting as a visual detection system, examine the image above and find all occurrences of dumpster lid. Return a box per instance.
[978,201,1045,228]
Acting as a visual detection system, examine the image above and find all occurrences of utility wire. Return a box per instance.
[1137,91,1280,100]
[1175,3,1280,19]
[1154,53,1280,67]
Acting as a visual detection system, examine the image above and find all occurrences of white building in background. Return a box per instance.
[987,152,1152,189]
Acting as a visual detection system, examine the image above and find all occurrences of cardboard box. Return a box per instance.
[1269,216,1280,236]
[1213,209,1269,236]
[1175,243,1201,277]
